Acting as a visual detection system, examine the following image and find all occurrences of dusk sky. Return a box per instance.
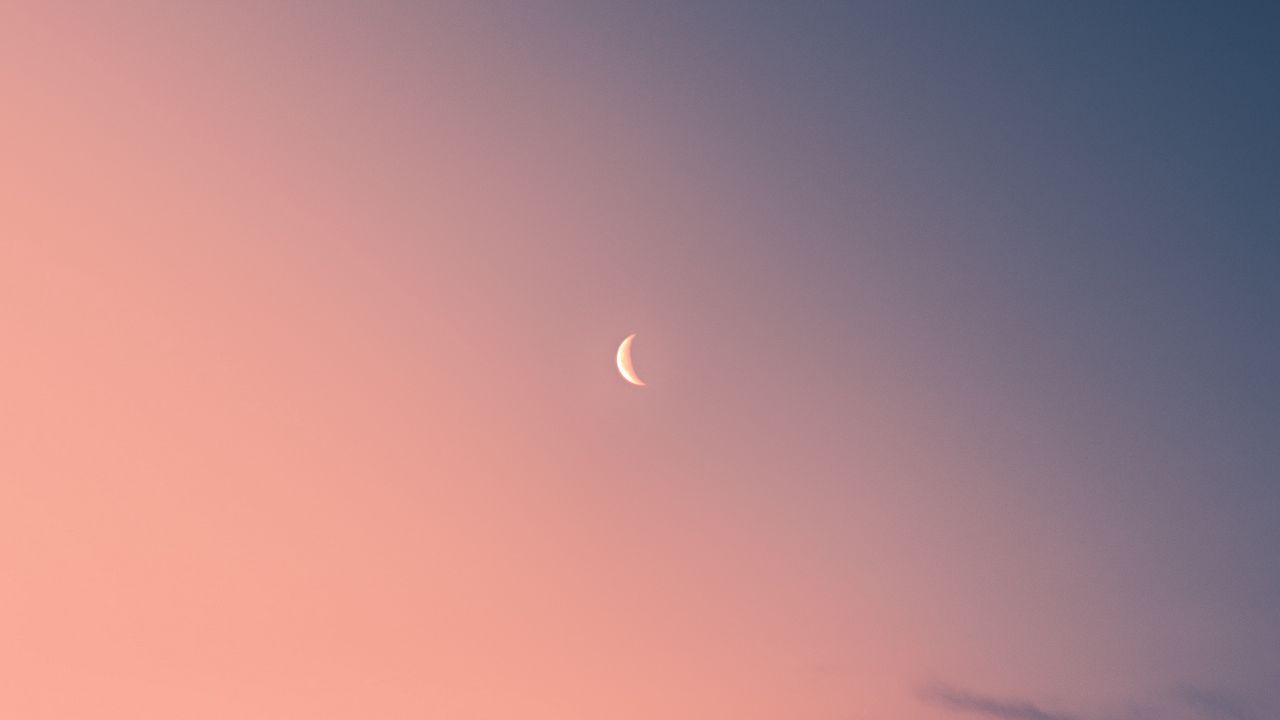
[3,2,1278,718]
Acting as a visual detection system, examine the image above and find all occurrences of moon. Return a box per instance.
[616,334,646,386]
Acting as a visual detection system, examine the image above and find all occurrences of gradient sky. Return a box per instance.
[3,2,1278,719]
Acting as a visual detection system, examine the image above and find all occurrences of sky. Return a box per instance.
[2,2,1278,718]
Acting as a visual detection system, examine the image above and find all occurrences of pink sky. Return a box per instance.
[3,3,1276,719]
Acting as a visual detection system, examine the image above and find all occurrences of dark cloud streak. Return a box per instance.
[918,683,1076,720]
[917,682,1268,720]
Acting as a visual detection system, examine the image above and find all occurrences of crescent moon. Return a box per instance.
[616,334,646,386]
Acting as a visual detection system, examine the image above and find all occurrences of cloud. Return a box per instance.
[1179,687,1257,720]
[916,681,1272,720]
[918,683,1077,720]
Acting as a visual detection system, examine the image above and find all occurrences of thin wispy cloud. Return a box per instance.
[1179,687,1258,720]
[918,683,1077,720]
[916,682,1267,720]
